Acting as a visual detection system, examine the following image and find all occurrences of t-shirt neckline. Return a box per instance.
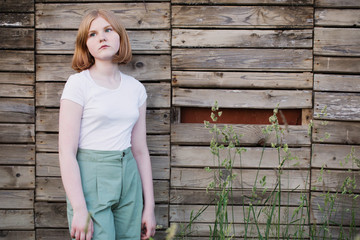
[85,69,123,91]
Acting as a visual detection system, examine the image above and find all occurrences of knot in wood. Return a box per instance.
[135,62,144,68]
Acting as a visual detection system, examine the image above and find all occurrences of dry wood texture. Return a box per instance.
[314,74,360,92]
[315,9,360,26]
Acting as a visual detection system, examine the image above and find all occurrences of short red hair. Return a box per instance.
[72,9,132,72]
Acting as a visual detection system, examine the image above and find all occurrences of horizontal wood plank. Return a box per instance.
[171,123,310,146]
[36,153,59,176]
[0,124,35,143]
[314,92,360,121]
[0,210,34,230]
[312,120,360,144]
[0,0,34,12]
[0,51,34,72]
[0,98,34,123]
[312,144,360,169]
[0,28,34,49]
[36,229,68,240]
[0,166,35,189]
[36,30,170,54]
[0,231,34,240]
[171,168,309,190]
[311,169,360,193]
[170,189,309,207]
[0,144,35,165]
[36,133,169,154]
[36,3,170,29]
[172,29,312,48]
[0,190,34,209]
[173,88,312,108]
[0,72,34,85]
[36,55,171,81]
[173,49,312,71]
[172,0,313,4]
[151,156,170,180]
[171,146,310,168]
[36,82,170,108]
[315,0,360,7]
[315,9,360,27]
[172,6,313,28]
[0,84,34,98]
[314,74,360,92]
[170,205,308,224]
[172,71,313,89]
[0,13,34,27]
[314,56,360,73]
[314,28,360,56]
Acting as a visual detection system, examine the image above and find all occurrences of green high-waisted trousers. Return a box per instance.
[66,147,143,240]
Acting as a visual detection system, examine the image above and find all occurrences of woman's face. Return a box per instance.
[86,16,120,62]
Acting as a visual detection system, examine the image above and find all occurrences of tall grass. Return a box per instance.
[171,102,359,240]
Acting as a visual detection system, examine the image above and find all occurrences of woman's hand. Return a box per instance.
[70,209,94,240]
[141,206,156,239]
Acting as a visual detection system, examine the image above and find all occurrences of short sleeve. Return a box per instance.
[138,82,147,107]
[61,75,85,106]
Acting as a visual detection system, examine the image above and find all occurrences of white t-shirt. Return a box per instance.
[61,69,147,151]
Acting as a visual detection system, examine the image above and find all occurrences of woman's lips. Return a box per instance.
[99,45,109,49]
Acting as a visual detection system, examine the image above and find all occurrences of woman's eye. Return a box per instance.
[89,32,96,37]
[105,28,112,32]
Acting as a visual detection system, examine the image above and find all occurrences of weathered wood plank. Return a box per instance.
[171,146,310,168]
[173,29,312,48]
[0,84,34,98]
[0,28,34,49]
[311,169,360,193]
[36,108,170,134]
[36,229,68,240]
[37,0,169,1]
[0,166,35,189]
[171,168,309,190]
[314,56,360,73]
[172,123,310,146]
[36,3,170,29]
[0,51,34,72]
[172,6,313,28]
[0,190,34,209]
[36,133,170,154]
[315,9,360,27]
[36,82,170,108]
[0,144,35,165]
[36,55,171,81]
[311,226,359,240]
[0,0,34,12]
[311,192,360,226]
[312,144,360,169]
[315,0,360,7]
[173,88,312,109]
[151,156,170,180]
[314,74,360,92]
[172,71,313,89]
[172,0,313,4]
[0,231,35,240]
[170,189,309,206]
[36,30,170,54]
[314,28,360,56]
[0,13,34,27]
[314,92,360,121]
[0,210,34,230]
[312,120,360,144]
[35,202,168,228]
[172,49,313,71]
[170,205,308,224]
[0,98,34,123]
[0,124,35,143]
[153,180,169,203]
[36,153,59,177]
[0,72,34,85]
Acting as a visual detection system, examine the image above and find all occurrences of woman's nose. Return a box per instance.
[99,32,107,42]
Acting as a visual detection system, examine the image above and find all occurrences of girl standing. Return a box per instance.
[59,9,156,240]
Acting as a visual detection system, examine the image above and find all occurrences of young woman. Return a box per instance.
[59,9,156,240]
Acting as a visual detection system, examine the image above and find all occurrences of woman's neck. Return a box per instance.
[89,62,121,89]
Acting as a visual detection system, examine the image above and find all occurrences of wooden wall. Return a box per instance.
[0,0,359,239]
